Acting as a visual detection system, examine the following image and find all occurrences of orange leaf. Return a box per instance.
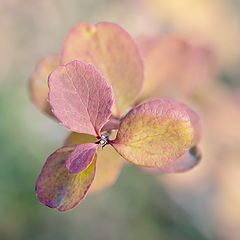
[111,99,194,168]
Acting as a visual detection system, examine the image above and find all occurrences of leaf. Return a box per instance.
[111,99,194,168]
[89,145,124,194]
[187,108,201,145]
[61,22,144,116]
[65,132,124,194]
[101,117,120,132]
[35,146,96,212]
[158,146,201,173]
[30,54,60,117]
[48,60,113,136]
[64,132,97,145]
[66,143,98,174]
[137,35,216,100]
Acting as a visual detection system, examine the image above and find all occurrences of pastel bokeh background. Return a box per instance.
[1,0,240,239]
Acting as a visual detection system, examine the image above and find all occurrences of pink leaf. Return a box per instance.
[35,146,96,212]
[61,22,144,116]
[48,60,113,136]
[66,143,98,174]
[137,35,216,100]
[101,117,120,132]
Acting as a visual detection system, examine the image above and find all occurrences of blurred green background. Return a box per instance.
[1,0,240,239]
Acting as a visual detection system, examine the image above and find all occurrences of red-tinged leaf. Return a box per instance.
[65,132,124,194]
[137,35,216,100]
[48,60,113,136]
[111,99,194,168]
[101,117,120,132]
[61,22,144,116]
[158,146,202,173]
[30,54,60,117]
[35,146,96,212]
[66,143,98,174]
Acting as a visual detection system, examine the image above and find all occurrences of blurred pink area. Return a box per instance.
[129,1,240,238]
[136,0,240,68]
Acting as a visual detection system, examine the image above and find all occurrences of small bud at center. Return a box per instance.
[98,133,109,147]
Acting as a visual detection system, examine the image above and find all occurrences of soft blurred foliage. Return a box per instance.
[1,0,240,239]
